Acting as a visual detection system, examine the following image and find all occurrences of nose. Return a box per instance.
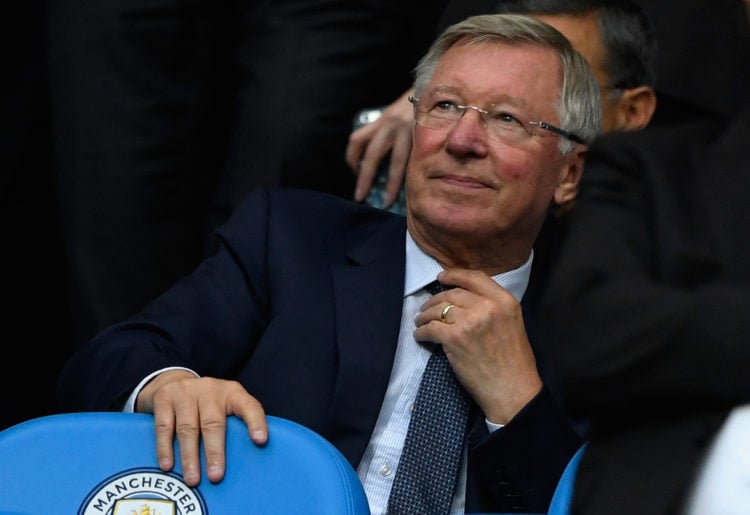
[445,108,490,158]
[462,104,489,120]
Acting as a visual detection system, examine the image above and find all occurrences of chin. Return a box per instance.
[421,204,489,233]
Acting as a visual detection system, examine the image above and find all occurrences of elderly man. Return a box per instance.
[58,14,601,514]
[346,0,657,211]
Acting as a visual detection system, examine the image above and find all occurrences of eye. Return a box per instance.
[432,100,460,113]
[493,111,523,126]
[427,99,463,121]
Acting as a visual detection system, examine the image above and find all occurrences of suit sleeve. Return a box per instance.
[466,386,583,513]
[57,189,275,412]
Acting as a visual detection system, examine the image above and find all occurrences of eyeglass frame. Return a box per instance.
[408,95,585,145]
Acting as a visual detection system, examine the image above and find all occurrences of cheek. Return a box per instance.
[492,150,536,181]
[493,151,563,205]
[504,162,530,181]
[407,128,445,184]
[411,126,444,156]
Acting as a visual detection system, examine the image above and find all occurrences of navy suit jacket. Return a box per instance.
[58,188,581,513]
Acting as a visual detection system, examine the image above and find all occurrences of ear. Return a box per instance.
[553,147,586,208]
[613,86,657,131]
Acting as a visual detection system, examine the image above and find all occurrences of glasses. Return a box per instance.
[408,96,585,145]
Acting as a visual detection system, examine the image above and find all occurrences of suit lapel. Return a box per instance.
[327,216,407,465]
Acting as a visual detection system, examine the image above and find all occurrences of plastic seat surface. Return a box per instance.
[546,443,586,515]
[0,412,370,515]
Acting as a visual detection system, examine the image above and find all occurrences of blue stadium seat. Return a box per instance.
[0,412,370,514]
[547,443,586,515]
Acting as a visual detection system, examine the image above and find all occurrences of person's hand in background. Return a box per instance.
[346,88,414,209]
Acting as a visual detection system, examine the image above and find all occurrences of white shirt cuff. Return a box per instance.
[122,366,199,413]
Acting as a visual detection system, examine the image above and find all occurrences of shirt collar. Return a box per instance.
[404,230,532,302]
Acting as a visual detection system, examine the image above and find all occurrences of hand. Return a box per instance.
[136,370,268,487]
[346,88,415,207]
[413,269,543,425]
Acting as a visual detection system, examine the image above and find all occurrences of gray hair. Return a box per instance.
[413,13,602,153]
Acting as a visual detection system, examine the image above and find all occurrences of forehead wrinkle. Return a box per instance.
[427,84,532,111]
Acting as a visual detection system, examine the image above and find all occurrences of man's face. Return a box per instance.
[406,39,579,254]
[535,12,620,133]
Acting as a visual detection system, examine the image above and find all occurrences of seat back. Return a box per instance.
[0,412,370,514]
[547,443,587,515]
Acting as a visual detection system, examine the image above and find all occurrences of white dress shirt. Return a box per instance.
[356,230,532,515]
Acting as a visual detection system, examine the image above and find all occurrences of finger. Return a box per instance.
[221,386,269,446]
[141,370,200,477]
[419,283,465,311]
[413,310,453,349]
[355,128,395,203]
[345,122,378,172]
[153,406,177,474]
[383,128,412,207]
[440,303,456,324]
[437,268,503,296]
[234,395,269,446]
[415,301,459,328]
[354,160,378,203]
[197,406,228,484]
[173,410,203,487]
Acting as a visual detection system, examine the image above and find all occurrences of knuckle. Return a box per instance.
[200,418,226,433]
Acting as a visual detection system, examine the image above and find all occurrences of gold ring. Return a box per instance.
[440,304,454,322]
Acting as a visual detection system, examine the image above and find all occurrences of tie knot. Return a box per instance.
[425,280,453,295]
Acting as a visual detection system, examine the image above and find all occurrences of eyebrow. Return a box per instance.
[427,85,531,110]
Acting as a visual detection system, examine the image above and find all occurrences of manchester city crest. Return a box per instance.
[78,468,207,515]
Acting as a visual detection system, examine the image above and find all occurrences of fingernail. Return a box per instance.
[183,466,199,484]
[251,429,267,443]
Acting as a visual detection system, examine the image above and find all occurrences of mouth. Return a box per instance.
[435,173,492,190]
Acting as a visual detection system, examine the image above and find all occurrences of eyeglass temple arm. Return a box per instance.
[533,121,586,145]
